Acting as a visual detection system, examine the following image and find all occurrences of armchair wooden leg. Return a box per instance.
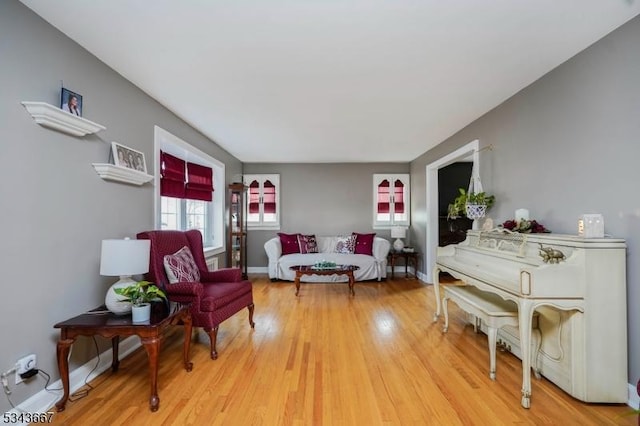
[248,303,255,328]
[206,326,219,360]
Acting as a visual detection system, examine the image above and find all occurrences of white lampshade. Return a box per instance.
[100,238,150,276]
[100,238,150,315]
[390,226,407,239]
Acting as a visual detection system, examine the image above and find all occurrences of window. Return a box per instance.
[244,174,280,230]
[160,197,211,245]
[154,126,225,253]
[373,174,410,228]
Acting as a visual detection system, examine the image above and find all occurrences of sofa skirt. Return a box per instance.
[271,253,386,282]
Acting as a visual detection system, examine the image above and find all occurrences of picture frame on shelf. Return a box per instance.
[111,142,147,173]
[60,88,82,117]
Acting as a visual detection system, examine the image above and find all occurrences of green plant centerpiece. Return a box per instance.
[114,280,166,307]
[447,188,495,219]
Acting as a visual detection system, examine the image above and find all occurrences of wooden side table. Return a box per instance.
[53,302,192,412]
[388,251,419,279]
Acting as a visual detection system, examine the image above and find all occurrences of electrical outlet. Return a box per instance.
[15,354,36,385]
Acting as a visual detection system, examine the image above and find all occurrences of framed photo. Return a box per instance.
[60,88,82,117]
[111,142,147,173]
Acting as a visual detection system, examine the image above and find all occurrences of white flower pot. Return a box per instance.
[131,303,151,323]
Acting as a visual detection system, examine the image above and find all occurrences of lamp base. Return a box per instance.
[105,276,134,315]
[393,238,405,252]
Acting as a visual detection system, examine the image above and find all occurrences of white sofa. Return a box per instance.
[264,235,391,282]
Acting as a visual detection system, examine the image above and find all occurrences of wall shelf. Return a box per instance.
[21,101,106,136]
[92,163,153,186]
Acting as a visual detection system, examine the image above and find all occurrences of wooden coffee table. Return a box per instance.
[290,265,360,296]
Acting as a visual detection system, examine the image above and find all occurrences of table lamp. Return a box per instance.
[100,238,150,314]
[391,226,407,252]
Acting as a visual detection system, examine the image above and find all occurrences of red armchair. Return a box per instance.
[137,230,254,359]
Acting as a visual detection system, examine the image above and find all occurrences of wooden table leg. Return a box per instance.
[295,271,302,296]
[348,271,355,296]
[54,338,74,412]
[182,312,193,372]
[405,257,409,278]
[111,336,120,372]
[390,256,396,278]
[141,337,161,412]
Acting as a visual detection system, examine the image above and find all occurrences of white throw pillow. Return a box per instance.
[163,246,201,284]
[334,235,356,254]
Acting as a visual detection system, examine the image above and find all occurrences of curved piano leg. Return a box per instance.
[532,327,542,380]
[518,301,536,409]
[432,266,442,322]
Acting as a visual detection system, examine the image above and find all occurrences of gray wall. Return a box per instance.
[243,163,409,267]
[411,15,640,385]
[0,1,242,412]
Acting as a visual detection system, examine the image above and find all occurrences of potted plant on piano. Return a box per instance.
[447,188,495,230]
[114,280,166,323]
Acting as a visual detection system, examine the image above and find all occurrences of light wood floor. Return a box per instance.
[50,275,636,425]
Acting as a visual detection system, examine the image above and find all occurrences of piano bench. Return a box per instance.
[442,285,540,381]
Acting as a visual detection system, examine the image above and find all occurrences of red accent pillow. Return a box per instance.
[353,232,376,256]
[278,232,301,255]
[297,234,318,254]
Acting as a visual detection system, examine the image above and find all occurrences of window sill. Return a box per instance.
[204,246,224,256]
[247,225,281,231]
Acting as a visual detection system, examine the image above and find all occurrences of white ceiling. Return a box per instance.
[19,1,640,163]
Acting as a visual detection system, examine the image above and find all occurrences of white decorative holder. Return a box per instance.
[515,208,530,224]
[578,214,604,238]
[465,203,487,230]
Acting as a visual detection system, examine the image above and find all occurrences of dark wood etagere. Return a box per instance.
[227,183,248,279]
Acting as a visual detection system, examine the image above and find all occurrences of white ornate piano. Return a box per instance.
[432,230,627,408]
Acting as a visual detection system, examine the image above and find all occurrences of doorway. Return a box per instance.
[425,139,479,281]
[438,162,473,246]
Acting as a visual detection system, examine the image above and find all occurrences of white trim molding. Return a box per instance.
[425,139,479,281]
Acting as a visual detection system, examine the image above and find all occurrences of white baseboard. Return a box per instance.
[7,336,141,423]
[247,266,268,274]
[630,383,639,409]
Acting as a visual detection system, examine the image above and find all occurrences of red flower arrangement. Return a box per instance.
[501,219,550,233]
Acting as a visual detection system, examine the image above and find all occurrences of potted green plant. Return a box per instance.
[114,280,167,323]
[447,188,495,220]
